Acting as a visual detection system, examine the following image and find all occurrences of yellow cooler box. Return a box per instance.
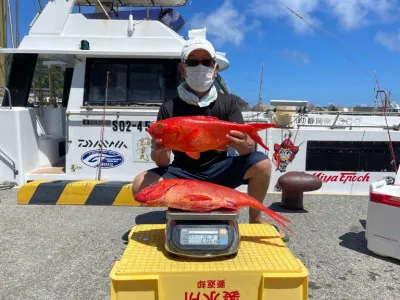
[110,224,308,300]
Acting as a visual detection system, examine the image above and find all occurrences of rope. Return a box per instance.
[96,70,109,180]
[281,4,376,81]
[374,80,398,173]
[0,181,17,190]
[281,3,398,175]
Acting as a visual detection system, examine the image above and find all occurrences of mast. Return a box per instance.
[15,0,19,46]
[0,0,7,90]
[6,0,14,48]
[256,63,264,112]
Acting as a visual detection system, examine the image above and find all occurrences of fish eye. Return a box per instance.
[154,123,163,132]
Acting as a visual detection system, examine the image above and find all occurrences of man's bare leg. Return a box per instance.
[132,171,164,197]
[244,158,286,238]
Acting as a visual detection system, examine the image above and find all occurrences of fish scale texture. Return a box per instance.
[114,224,304,275]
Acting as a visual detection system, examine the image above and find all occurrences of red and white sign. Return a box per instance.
[313,172,370,184]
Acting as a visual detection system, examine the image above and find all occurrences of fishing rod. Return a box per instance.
[281,3,397,76]
[280,3,377,82]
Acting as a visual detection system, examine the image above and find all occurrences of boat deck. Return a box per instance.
[0,189,399,300]
[29,166,65,174]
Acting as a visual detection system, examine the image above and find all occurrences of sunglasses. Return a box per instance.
[184,59,216,67]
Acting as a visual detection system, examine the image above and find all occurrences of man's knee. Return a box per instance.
[253,157,271,175]
[132,171,163,197]
[244,152,271,179]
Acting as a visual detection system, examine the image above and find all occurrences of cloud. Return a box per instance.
[375,30,400,52]
[248,0,320,33]
[189,0,261,47]
[187,0,400,47]
[326,0,398,30]
[281,49,311,65]
[248,0,399,32]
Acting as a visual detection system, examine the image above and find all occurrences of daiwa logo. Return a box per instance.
[313,172,370,184]
[81,149,124,169]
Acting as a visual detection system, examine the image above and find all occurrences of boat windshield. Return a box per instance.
[83,58,181,106]
[83,58,230,107]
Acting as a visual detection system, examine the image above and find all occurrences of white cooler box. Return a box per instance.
[366,180,400,260]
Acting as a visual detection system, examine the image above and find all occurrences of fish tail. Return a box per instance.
[252,201,294,234]
[248,123,279,131]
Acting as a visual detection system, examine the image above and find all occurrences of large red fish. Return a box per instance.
[135,178,293,233]
[146,116,278,159]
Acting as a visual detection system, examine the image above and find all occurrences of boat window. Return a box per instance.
[88,63,128,105]
[306,141,400,172]
[84,58,180,106]
[4,53,38,107]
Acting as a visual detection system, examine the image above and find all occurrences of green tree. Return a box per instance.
[32,58,64,106]
[327,103,338,111]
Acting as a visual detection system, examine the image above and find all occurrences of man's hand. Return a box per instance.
[226,130,255,155]
[151,138,171,167]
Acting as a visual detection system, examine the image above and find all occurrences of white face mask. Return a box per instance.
[184,64,215,93]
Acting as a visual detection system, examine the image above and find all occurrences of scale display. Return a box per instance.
[180,228,229,246]
[165,209,240,258]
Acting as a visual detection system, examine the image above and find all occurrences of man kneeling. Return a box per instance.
[132,35,287,241]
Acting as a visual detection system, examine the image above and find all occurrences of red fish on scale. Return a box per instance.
[135,179,293,234]
[146,116,278,159]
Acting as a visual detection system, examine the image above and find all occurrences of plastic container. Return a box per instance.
[110,224,308,300]
[366,181,400,260]
[274,106,296,126]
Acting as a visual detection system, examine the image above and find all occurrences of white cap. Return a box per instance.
[181,28,216,61]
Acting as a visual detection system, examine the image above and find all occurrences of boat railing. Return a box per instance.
[249,107,400,130]
[0,145,18,177]
[263,108,400,116]
[0,87,12,109]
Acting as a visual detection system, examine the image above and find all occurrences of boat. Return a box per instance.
[243,96,400,195]
[0,0,399,196]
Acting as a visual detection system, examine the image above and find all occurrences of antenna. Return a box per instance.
[15,0,19,46]
[37,0,43,11]
[256,63,264,114]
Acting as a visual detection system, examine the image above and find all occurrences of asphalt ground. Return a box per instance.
[0,188,399,300]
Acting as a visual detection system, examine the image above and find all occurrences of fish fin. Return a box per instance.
[217,145,229,152]
[247,131,270,151]
[248,123,279,130]
[185,151,201,159]
[247,123,279,152]
[185,194,213,202]
[224,198,238,209]
[190,116,219,121]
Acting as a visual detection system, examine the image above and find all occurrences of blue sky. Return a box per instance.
[9,0,400,107]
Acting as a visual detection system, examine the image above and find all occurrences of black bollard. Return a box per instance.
[278,171,322,210]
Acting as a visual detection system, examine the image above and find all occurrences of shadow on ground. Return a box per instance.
[268,202,309,213]
[135,210,167,224]
[339,219,400,265]
[122,210,167,243]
